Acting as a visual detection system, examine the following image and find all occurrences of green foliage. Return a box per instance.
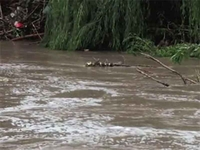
[182,0,200,42]
[123,34,155,55]
[43,0,200,59]
[156,44,200,63]
[43,0,145,51]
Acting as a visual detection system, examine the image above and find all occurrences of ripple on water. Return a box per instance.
[0,61,200,150]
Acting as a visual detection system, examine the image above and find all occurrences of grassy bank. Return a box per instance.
[124,37,200,63]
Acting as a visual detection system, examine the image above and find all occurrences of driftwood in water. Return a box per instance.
[85,54,199,87]
[85,60,130,67]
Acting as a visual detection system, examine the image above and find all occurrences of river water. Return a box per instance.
[0,41,200,150]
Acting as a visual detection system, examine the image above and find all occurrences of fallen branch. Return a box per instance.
[185,78,199,84]
[141,53,198,84]
[85,60,130,67]
[136,67,170,87]
[12,33,44,41]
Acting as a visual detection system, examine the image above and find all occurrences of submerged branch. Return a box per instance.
[136,67,170,87]
[140,53,198,85]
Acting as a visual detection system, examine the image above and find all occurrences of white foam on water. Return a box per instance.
[136,92,200,103]
[1,62,200,150]
[1,93,200,149]
[1,117,200,149]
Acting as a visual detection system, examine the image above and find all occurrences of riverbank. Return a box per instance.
[1,1,199,63]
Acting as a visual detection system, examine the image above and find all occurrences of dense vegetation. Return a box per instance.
[43,0,200,62]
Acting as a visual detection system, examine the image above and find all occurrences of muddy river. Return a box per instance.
[0,41,200,150]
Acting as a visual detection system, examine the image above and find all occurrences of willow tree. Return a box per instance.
[182,0,200,43]
[43,0,200,52]
[43,0,148,51]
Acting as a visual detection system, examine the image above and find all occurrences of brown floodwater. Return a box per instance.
[0,41,200,150]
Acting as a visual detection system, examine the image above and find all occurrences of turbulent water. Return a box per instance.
[0,41,200,150]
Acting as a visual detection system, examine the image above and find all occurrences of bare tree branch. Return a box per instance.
[141,53,198,84]
[136,67,170,87]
